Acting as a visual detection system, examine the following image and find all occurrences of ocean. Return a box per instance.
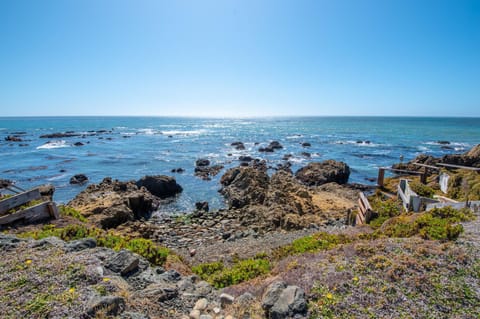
[1,116,479,213]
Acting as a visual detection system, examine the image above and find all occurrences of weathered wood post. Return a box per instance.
[420,166,427,184]
[377,168,385,187]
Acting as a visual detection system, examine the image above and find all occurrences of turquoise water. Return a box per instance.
[1,116,479,213]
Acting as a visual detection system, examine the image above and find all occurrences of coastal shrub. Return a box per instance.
[447,170,480,201]
[409,181,435,198]
[369,198,403,229]
[18,224,171,265]
[379,207,471,241]
[192,258,270,288]
[273,232,350,259]
[58,205,87,222]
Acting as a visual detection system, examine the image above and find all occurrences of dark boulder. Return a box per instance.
[136,175,182,199]
[38,184,55,201]
[262,281,307,319]
[301,142,311,147]
[437,140,450,145]
[231,141,246,150]
[295,160,350,186]
[239,155,254,162]
[70,174,88,184]
[195,159,210,167]
[74,142,84,146]
[171,168,185,173]
[195,201,209,212]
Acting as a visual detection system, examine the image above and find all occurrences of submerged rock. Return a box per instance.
[70,174,88,184]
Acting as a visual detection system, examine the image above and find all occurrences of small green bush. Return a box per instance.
[273,232,350,259]
[410,181,435,198]
[58,205,87,222]
[192,258,270,288]
[18,224,170,265]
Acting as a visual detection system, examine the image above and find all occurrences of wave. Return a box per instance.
[138,128,160,135]
[36,140,70,149]
[161,129,206,136]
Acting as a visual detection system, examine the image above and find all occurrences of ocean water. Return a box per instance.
[1,116,479,213]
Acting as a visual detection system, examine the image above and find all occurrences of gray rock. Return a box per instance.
[194,298,208,311]
[237,292,255,305]
[199,315,213,319]
[29,236,65,249]
[159,269,182,282]
[65,238,96,252]
[262,282,307,319]
[105,249,140,276]
[136,283,178,302]
[120,312,150,319]
[0,234,26,251]
[219,293,235,306]
[262,281,287,311]
[86,295,125,316]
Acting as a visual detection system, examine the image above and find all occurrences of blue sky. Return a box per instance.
[0,0,479,117]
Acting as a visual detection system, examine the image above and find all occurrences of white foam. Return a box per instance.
[138,128,159,135]
[161,129,206,136]
[36,140,70,149]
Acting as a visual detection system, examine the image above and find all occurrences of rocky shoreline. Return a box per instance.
[1,145,480,318]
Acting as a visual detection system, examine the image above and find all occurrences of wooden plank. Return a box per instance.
[436,163,480,171]
[47,202,59,219]
[412,162,440,170]
[0,202,52,225]
[0,188,41,216]
[359,192,372,210]
[377,168,385,187]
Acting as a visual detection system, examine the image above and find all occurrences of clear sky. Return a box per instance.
[1,0,479,117]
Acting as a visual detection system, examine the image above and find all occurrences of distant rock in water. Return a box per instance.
[195,158,210,167]
[5,135,23,142]
[136,175,182,199]
[259,141,283,153]
[171,168,185,173]
[70,174,88,185]
[437,140,450,145]
[301,142,311,147]
[231,141,246,150]
[295,160,350,186]
[74,142,84,146]
[40,132,80,138]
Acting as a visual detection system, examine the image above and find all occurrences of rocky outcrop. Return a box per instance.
[70,174,88,185]
[262,281,307,319]
[5,135,23,142]
[194,159,224,180]
[136,175,182,199]
[40,132,80,138]
[220,166,269,209]
[295,160,350,186]
[68,177,157,229]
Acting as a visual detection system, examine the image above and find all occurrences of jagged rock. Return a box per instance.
[86,296,126,317]
[70,174,88,184]
[295,160,350,186]
[0,234,26,251]
[262,281,307,319]
[159,269,182,282]
[136,175,182,199]
[65,238,97,252]
[68,178,156,229]
[220,166,269,209]
[38,183,55,201]
[195,165,224,180]
[195,202,209,212]
[105,249,140,276]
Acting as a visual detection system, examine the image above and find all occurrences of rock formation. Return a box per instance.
[295,160,350,186]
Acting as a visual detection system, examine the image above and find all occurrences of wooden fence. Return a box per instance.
[0,188,59,225]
